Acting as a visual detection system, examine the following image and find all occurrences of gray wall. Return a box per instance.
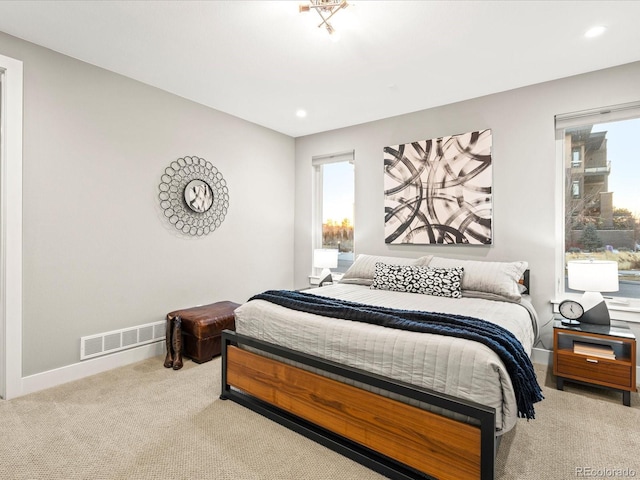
[294,61,640,349]
[0,32,295,376]
[3,29,639,377]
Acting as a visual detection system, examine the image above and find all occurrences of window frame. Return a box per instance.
[311,150,355,277]
[556,101,640,320]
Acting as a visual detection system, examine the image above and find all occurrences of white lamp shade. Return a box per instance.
[313,249,339,269]
[567,260,619,292]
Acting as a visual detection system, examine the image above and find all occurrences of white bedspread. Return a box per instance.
[234,284,539,434]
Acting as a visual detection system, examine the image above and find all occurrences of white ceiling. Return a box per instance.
[0,1,639,137]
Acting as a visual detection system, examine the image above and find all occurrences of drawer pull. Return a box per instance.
[586,358,599,364]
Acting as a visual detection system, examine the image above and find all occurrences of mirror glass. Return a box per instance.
[184,179,214,213]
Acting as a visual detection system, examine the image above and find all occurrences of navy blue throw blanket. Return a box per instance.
[249,289,543,420]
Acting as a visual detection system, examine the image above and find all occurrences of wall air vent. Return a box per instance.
[80,320,165,360]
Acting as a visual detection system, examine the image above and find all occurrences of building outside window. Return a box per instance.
[557,102,640,301]
[312,151,355,275]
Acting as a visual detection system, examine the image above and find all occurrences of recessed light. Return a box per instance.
[584,25,607,38]
[296,109,307,118]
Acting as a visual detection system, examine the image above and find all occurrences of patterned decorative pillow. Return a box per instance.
[371,263,464,298]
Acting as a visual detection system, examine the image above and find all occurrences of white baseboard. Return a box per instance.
[18,341,165,398]
[531,347,553,366]
[10,342,638,399]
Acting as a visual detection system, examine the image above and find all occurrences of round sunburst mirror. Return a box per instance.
[158,156,229,236]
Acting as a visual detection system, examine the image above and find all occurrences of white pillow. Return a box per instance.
[428,257,528,301]
[340,254,433,286]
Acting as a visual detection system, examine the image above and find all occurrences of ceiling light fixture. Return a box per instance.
[299,0,349,37]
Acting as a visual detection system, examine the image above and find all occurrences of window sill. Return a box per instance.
[308,273,344,286]
[607,304,640,324]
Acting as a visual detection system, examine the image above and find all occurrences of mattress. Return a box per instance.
[234,283,539,434]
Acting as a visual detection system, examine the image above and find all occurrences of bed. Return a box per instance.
[220,255,542,480]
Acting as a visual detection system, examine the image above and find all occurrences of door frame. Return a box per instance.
[0,53,23,400]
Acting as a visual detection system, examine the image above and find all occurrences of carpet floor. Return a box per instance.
[0,357,637,479]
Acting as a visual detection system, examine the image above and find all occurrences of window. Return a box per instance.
[312,151,355,274]
[557,102,640,301]
[571,180,580,199]
[571,147,581,167]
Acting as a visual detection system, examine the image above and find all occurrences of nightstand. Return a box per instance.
[553,319,637,406]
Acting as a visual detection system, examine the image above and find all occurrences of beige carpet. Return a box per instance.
[0,357,638,480]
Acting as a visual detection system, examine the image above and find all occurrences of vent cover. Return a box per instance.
[80,320,165,360]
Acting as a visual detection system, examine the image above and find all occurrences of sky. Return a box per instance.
[592,118,640,216]
[323,161,354,223]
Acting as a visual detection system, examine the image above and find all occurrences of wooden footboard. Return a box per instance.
[220,330,496,480]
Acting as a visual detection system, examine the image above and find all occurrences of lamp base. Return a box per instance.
[581,302,611,325]
[580,292,611,326]
[318,268,333,287]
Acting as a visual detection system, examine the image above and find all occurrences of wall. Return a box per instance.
[0,32,295,377]
[294,61,640,350]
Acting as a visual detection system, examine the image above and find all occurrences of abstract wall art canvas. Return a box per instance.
[384,129,493,245]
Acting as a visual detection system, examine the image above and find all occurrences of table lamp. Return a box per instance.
[313,249,339,286]
[567,260,619,325]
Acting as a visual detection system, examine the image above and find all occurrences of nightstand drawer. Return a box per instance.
[555,351,632,389]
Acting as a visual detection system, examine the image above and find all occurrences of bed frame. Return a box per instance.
[220,330,497,480]
[219,271,531,479]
